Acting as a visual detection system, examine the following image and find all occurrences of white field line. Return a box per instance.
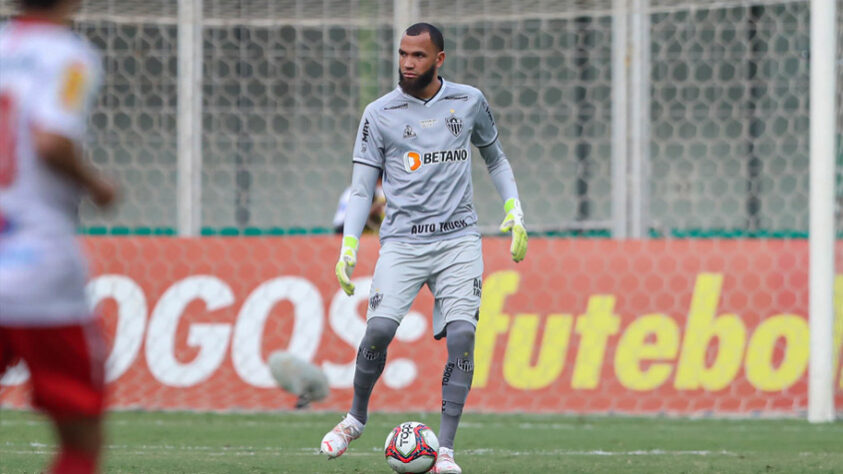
[5,418,842,433]
[0,418,596,431]
[0,442,738,458]
[466,449,739,457]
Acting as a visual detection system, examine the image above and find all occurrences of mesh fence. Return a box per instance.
[649,2,810,234]
[2,0,835,235]
[0,0,840,416]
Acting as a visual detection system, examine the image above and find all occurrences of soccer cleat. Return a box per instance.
[431,447,462,474]
[319,413,364,459]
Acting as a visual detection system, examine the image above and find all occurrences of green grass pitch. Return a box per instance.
[1,410,842,473]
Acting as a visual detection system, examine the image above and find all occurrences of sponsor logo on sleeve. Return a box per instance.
[483,101,496,126]
[360,118,370,152]
[360,118,370,143]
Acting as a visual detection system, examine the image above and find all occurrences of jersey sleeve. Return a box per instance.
[30,44,102,141]
[470,91,499,148]
[352,106,385,169]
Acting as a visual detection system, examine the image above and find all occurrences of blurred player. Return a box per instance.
[0,0,115,472]
[268,350,330,409]
[320,23,527,474]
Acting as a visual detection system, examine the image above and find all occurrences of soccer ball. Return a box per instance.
[384,421,439,473]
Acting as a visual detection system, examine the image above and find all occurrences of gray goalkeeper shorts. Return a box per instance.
[367,234,483,339]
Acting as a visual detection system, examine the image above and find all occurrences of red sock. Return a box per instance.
[51,446,97,474]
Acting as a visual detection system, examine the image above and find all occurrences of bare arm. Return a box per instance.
[34,129,115,207]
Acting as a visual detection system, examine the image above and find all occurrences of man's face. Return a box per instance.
[398,32,444,95]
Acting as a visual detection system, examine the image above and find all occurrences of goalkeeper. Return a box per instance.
[319,22,527,474]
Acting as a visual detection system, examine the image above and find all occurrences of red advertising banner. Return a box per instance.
[1,237,841,414]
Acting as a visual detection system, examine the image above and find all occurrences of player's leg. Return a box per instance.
[428,235,482,474]
[8,322,106,474]
[439,320,475,449]
[52,417,103,474]
[350,317,399,424]
[320,317,399,459]
[0,327,14,374]
[434,318,475,474]
[435,320,475,474]
[321,240,429,459]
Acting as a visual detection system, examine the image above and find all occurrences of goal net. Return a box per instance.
[0,0,839,417]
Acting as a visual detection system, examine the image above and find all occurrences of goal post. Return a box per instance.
[808,0,837,424]
[177,0,203,237]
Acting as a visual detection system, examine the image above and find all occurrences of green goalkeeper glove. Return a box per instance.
[499,198,527,263]
[335,235,359,295]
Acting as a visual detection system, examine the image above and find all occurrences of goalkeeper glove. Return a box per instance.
[335,235,359,295]
[499,198,527,263]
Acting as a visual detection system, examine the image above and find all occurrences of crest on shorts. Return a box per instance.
[446,115,463,137]
[457,358,474,372]
[369,292,383,310]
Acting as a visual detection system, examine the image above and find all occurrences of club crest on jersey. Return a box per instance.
[446,115,463,137]
[403,125,416,139]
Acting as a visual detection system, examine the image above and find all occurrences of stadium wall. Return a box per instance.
[2,237,841,415]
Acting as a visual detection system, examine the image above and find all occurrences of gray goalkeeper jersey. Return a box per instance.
[352,78,499,243]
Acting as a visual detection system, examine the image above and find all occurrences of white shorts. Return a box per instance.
[367,234,483,338]
[0,234,91,326]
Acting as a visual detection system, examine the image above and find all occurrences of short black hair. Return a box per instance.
[405,23,444,52]
[17,0,65,9]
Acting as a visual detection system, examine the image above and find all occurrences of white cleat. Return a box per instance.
[432,447,462,474]
[319,414,364,459]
